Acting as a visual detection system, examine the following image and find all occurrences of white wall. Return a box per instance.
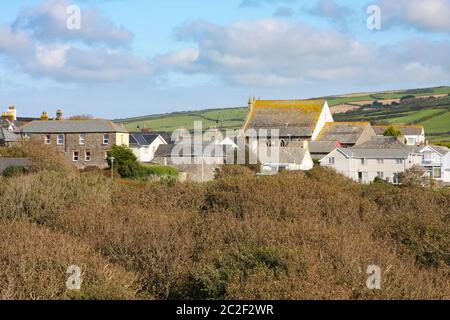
[321,149,413,184]
[130,136,167,163]
[311,101,334,141]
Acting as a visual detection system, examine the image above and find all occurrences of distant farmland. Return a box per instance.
[115,86,450,142]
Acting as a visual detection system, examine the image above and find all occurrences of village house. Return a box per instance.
[320,136,422,184]
[315,122,376,147]
[243,98,334,147]
[153,143,234,182]
[260,141,314,174]
[129,132,167,163]
[419,145,450,183]
[15,110,129,169]
[372,125,426,146]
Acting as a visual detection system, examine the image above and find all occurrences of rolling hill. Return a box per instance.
[115,86,450,142]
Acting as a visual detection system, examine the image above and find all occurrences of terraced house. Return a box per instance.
[16,112,129,169]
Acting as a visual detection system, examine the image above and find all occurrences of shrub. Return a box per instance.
[107,145,139,178]
[2,166,27,178]
[0,221,139,300]
[383,126,402,137]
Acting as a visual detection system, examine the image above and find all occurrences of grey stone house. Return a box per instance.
[16,119,129,169]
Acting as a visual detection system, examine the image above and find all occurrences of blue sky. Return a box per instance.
[0,0,449,118]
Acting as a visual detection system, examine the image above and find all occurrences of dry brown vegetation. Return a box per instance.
[0,146,449,300]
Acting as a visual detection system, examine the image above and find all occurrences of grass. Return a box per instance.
[115,86,450,141]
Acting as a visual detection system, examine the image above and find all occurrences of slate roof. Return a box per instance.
[244,99,325,137]
[17,119,128,133]
[338,148,411,159]
[336,135,412,159]
[316,122,372,144]
[372,125,424,136]
[427,145,450,156]
[0,128,19,142]
[130,133,165,146]
[352,136,407,149]
[262,146,309,164]
[308,141,340,154]
[154,143,231,158]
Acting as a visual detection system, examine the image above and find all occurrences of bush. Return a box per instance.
[107,145,139,178]
[2,166,27,178]
[0,221,139,300]
[383,126,402,137]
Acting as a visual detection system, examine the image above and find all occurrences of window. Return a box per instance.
[361,158,366,165]
[266,139,272,147]
[57,134,64,145]
[280,139,287,147]
[377,171,384,178]
[103,134,110,145]
[79,134,86,145]
[377,159,384,165]
[328,157,335,165]
[44,134,51,144]
[73,151,79,162]
[423,151,432,162]
[433,167,441,179]
[85,151,91,162]
[396,159,403,165]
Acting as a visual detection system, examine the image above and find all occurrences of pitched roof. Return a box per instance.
[130,133,165,146]
[338,148,411,159]
[244,99,325,137]
[308,141,340,154]
[425,145,450,156]
[0,128,19,142]
[262,146,309,164]
[316,122,372,144]
[17,119,128,133]
[352,136,407,149]
[372,125,424,136]
[335,135,413,159]
[154,143,231,158]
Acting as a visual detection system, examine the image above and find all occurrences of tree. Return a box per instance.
[383,126,402,138]
[398,165,431,188]
[107,145,139,178]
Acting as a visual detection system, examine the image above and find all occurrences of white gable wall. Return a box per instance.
[311,101,334,140]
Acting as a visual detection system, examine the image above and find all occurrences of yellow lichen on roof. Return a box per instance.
[253,99,325,112]
[372,124,424,129]
[244,99,325,131]
[324,121,370,126]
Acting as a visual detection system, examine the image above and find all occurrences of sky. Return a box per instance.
[0,0,449,118]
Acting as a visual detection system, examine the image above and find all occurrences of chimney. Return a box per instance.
[56,109,64,120]
[41,111,49,120]
[8,106,16,121]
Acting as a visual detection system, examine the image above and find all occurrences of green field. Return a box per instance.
[115,86,450,142]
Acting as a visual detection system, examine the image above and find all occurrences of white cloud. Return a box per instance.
[0,0,151,83]
[377,0,450,33]
[156,18,450,87]
[13,0,133,46]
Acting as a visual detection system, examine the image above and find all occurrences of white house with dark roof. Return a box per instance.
[419,145,450,183]
[320,136,422,184]
[372,125,425,146]
[129,132,167,162]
